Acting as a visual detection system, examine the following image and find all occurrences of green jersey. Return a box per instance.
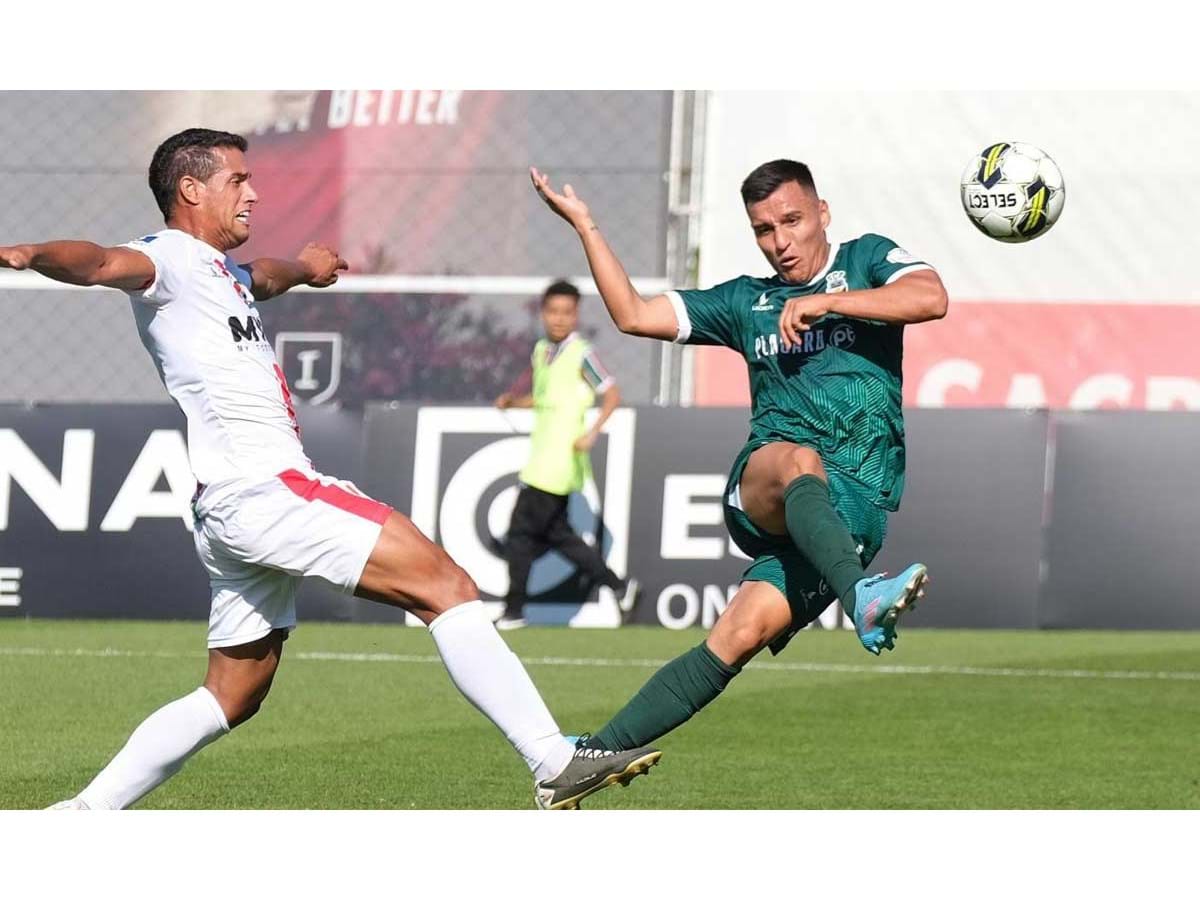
[669,233,931,511]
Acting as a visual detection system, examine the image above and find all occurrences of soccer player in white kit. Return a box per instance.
[0,128,660,810]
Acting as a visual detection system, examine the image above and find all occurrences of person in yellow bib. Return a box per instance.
[494,280,640,630]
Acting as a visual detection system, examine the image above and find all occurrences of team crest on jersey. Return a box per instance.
[825,270,848,294]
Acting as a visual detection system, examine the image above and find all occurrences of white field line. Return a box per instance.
[0,645,1198,683]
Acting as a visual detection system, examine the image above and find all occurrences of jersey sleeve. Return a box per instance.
[858,233,934,288]
[226,257,255,296]
[580,345,615,393]
[665,277,743,347]
[120,231,192,305]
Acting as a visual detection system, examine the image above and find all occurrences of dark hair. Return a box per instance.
[541,279,581,306]
[148,128,249,220]
[740,159,817,205]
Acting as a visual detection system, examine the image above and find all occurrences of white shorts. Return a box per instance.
[192,468,392,649]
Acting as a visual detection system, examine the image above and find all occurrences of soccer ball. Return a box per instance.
[960,142,1065,242]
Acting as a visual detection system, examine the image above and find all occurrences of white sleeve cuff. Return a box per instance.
[665,290,692,343]
[884,263,934,285]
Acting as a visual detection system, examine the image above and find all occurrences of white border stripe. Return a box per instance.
[0,270,670,297]
[806,241,842,285]
[2,645,1197,683]
[665,289,691,342]
[885,263,934,284]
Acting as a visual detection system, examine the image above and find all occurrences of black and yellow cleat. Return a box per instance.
[534,738,662,810]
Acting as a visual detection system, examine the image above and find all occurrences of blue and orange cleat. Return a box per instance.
[851,563,928,655]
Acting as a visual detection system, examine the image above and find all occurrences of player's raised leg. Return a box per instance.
[739,442,926,654]
[583,580,789,753]
[60,632,283,810]
[355,510,660,803]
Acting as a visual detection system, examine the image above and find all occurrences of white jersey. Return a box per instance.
[124,228,312,486]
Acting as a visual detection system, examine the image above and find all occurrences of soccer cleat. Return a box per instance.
[45,798,90,810]
[534,736,662,810]
[851,563,928,656]
[495,615,527,631]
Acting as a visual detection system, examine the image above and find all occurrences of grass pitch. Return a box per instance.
[1,619,1197,809]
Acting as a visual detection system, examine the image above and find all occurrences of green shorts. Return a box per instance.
[723,440,889,655]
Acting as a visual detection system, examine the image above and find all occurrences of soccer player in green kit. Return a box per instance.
[528,158,948,781]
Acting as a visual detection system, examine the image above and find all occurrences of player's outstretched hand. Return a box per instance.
[0,245,34,269]
[298,242,349,288]
[530,167,591,230]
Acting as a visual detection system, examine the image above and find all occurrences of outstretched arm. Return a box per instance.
[777,269,949,350]
[0,242,154,291]
[246,242,348,302]
[531,167,679,341]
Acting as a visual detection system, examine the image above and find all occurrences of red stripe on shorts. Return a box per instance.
[277,470,392,525]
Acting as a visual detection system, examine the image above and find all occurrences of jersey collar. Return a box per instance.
[165,226,229,260]
[544,331,579,364]
[547,331,580,351]
[552,331,580,347]
[804,241,841,286]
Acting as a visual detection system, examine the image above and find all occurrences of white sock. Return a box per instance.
[76,686,230,810]
[428,600,575,782]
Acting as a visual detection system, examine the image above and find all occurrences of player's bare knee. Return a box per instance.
[227,698,263,728]
[205,656,278,729]
[730,622,772,657]
[710,624,769,668]
[783,445,825,482]
[208,685,265,729]
[403,558,478,615]
[238,676,278,724]
[438,561,478,606]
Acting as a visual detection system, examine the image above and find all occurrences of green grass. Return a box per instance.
[2,620,1197,809]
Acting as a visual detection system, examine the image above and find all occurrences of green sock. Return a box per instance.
[783,474,865,616]
[586,643,741,751]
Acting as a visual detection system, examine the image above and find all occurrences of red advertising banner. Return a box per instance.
[240,91,505,271]
[693,302,1200,410]
[232,90,670,278]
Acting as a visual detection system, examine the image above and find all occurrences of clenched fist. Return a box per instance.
[298,243,349,287]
